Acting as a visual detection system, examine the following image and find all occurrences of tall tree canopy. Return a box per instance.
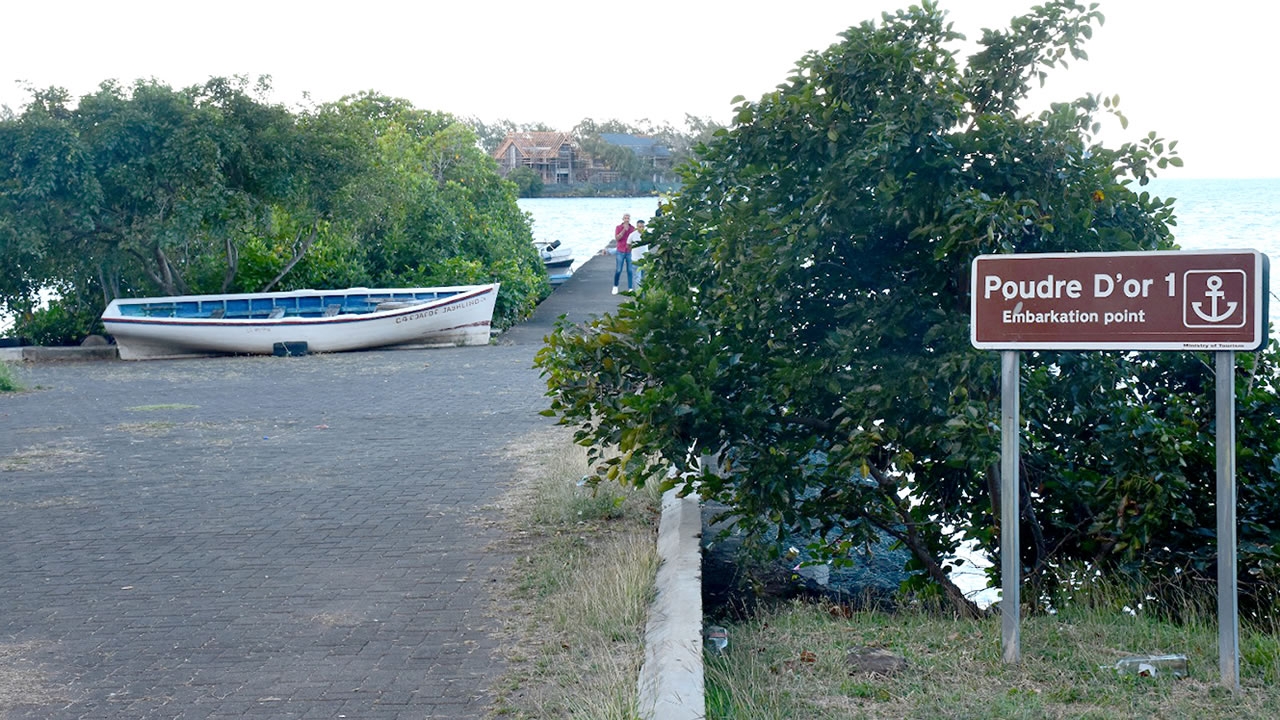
[537,1,1280,619]
[0,78,546,341]
[574,116,722,185]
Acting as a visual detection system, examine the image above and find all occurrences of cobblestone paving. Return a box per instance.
[0,257,622,719]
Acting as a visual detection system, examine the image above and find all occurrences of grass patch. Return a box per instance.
[111,421,179,435]
[0,641,62,710]
[125,403,199,411]
[706,597,1280,719]
[0,361,23,392]
[0,496,84,510]
[489,432,661,719]
[0,441,96,472]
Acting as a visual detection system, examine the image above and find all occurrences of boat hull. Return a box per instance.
[536,241,573,271]
[102,285,499,360]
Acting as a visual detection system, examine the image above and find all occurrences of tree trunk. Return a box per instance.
[868,465,986,619]
[221,236,240,293]
[166,253,189,295]
[1019,460,1049,578]
[260,224,318,293]
[155,244,177,295]
[97,265,121,304]
[127,247,165,291]
[874,517,986,620]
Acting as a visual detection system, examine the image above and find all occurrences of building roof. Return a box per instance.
[598,133,672,159]
[493,132,575,161]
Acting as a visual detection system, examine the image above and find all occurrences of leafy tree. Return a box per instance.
[0,77,304,314]
[0,81,548,340]
[462,117,553,154]
[573,116,719,185]
[640,114,724,171]
[577,133,647,183]
[536,1,1280,619]
[571,118,638,138]
[316,93,549,328]
[507,166,544,197]
[0,86,98,317]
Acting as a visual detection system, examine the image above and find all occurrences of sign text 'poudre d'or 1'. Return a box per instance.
[970,250,1270,351]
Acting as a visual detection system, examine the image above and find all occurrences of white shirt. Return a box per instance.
[628,229,646,261]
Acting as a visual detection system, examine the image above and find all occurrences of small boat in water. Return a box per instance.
[534,239,574,286]
[535,239,573,270]
[101,284,499,360]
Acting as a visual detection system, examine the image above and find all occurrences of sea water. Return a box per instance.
[1148,178,1280,256]
[1147,178,1280,307]
[519,196,663,272]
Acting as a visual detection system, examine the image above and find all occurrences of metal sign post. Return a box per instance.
[1001,350,1021,663]
[970,250,1268,682]
[1216,350,1240,689]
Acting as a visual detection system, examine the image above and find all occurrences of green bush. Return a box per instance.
[1,84,547,333]
[227,221,371,294]
[14,297,105,346]
[487,258,551,330]
[0,361,22,392]
[535,2,1280,620]
[507,166,544,198]
[402,255,549,331]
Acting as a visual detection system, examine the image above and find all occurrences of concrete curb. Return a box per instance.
[637,489,706,720]
[0,345,119,362]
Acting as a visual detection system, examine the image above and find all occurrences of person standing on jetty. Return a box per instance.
[612,213,634,294]
[628,220,647,290]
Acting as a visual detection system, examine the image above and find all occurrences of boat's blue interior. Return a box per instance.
[116,291,456,319]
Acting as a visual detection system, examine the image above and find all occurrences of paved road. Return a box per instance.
[0,255,623,719]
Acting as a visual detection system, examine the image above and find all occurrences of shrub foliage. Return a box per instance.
[536,1,1280,618]
[0,78,547,342]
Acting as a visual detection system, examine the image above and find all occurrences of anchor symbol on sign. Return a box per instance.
[1191,275,1238,323]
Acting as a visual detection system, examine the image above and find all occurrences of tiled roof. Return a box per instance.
[494,132,574,160]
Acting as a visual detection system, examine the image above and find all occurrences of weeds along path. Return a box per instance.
[487,430,659,718]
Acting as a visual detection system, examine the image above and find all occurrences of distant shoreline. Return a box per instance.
[520,195,661,201]
[523,190,669,199]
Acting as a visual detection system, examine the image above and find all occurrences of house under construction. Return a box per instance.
[491,132,586,185]
[491,131,674,186]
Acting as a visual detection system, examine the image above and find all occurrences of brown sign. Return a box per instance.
[971,250,1270,350]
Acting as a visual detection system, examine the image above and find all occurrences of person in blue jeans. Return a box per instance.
[612,217,635,294]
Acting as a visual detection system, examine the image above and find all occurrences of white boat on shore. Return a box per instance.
[101,284,499,360]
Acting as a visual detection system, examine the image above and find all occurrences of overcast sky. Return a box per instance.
[3,1,1275,178]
